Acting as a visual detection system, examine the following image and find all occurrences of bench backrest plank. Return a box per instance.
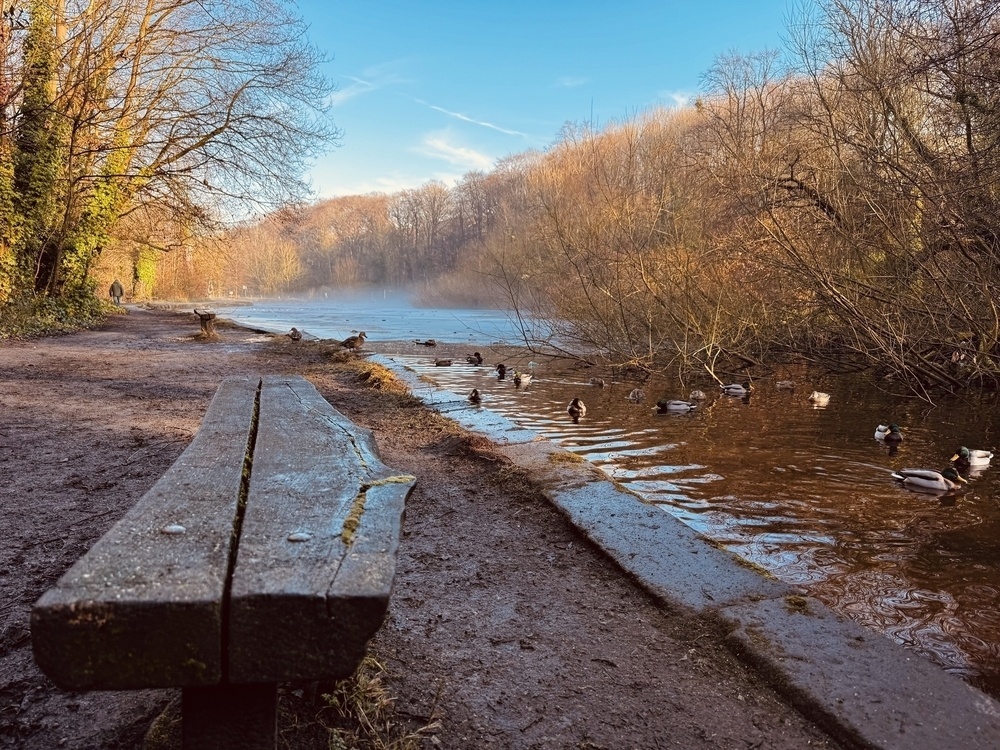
[228,376,413,683]
[32,377,258,690]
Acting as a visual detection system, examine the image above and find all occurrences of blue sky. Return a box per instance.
[296,1,794,199]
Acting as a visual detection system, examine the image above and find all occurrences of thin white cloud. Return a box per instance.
[658,90,694,108]
[329,61,410,107]
[414,98,526,137]
[328,78,375,107]
[555,76,588,88]
[416,132,495,170]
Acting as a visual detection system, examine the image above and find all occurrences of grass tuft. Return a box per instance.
[316,656,440,750]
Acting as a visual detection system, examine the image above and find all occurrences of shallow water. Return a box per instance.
[217,296,1000,696]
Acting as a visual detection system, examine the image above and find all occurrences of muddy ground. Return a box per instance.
[0,307,844,749]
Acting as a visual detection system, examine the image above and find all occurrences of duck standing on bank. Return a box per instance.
[339,331,367,351]
[567,397,587,423]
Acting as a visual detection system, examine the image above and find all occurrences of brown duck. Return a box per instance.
[339,331,367,350]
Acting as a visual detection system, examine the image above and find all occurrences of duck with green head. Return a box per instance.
[891,467,967,492]
[951,446,993,469]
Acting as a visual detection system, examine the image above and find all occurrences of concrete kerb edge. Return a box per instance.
[372,354,1000,750]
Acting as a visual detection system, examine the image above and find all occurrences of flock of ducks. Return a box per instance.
[880,424,995,491]
[475,365,995,497]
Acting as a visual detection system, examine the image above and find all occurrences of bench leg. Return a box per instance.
[182,683,276,750]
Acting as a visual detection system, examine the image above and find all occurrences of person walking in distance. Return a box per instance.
[109,279,124,306]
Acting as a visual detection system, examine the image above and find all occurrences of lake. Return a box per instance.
[213,293,1000,697]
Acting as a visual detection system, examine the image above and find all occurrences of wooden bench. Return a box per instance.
[31,375,414,749]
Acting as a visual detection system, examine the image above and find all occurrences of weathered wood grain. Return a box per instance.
[32,373,412,703]
[31,377,258,690]
[228,376,413,683]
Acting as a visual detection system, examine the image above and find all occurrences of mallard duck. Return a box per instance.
[495,363,507,379]
[434,358,453,367]
[288,327,302,342]
[567,397,587,423]
[339,331,367,350]
[776,380,795,390]
[951,446,993,469]
[627,388,646,402]
[466,352,483,365]
[721,382,753,397]
[513,371,532,387]
[689,389,707,401]
[882,423,903,443]
[468,388,482,405]
[808,391,831,406]
[655,399,697,413]
[589,377,606,388]
[874,424,890,440]
[414,339,437,346]
[891,467,967,492]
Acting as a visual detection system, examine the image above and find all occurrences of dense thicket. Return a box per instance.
[0,0,334,318]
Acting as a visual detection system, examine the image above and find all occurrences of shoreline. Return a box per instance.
[1,307,993,748]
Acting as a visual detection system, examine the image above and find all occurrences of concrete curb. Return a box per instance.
[373,355,1000,750]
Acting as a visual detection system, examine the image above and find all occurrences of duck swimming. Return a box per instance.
[874,424,890,440]
[466,352,483,365]
[891,467,967,492]
[808,391,831,406]
[776,380,795,389]
[655,399,697,413]
[495,363,507,379]
[882,423,903,443]
[590,377,606,388]
[721,382,753,397]
[434,358,453,367]
[627,388,646,402]
[567,397,587,423]
[468,388,482,405]
[689,389,707,401]
[951,446,993,469]
[513,371,532,388]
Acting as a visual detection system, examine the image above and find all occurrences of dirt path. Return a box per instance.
[0,307,843,749]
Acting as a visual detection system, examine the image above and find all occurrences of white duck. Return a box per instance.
[809,391,831,407]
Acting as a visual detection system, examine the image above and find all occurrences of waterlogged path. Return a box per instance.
[216,295,1000,697]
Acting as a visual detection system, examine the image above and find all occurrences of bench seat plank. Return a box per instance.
[228,376,414,683]
[31,377,259,690]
